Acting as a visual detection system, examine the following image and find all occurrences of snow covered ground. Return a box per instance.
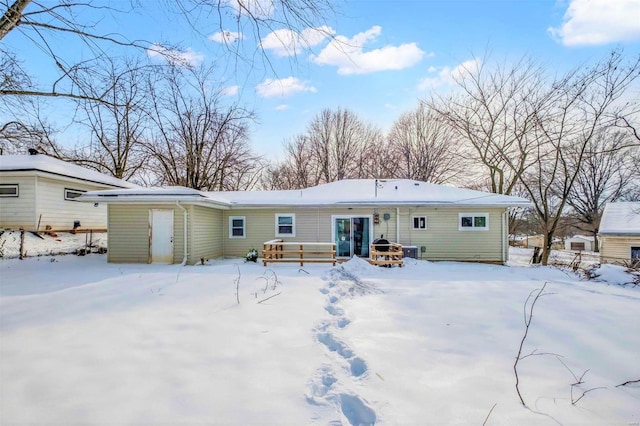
[1,245,639,424]
[0,230,107,258]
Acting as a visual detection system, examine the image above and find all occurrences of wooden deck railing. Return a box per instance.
[370,243,404,267]
[262,239,337,266]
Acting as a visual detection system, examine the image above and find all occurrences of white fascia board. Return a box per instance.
[78,195,230,209]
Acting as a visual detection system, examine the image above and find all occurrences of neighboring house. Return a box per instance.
[565,235,596,252]
[523,234,544,248]
[0,153,138,231]
[598,202,640,265]
[522,234,562,249]
[80,179,530,265]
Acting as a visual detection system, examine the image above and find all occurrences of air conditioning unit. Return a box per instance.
[402,246,418,259]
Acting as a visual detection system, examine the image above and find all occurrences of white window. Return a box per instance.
[229,216,246,238]
[459,213,489,231]
[0,184,18,197]
[275,214,295,237]
[65,188,85,201]
[412,216,427,230]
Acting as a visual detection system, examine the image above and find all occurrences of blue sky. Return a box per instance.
[6,0,640,160]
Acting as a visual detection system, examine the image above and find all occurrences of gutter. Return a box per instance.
[502,209,508,264]
[176,201,188,266]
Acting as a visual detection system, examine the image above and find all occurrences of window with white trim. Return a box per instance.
[0,184,19,197]
[412,216,427,230]
[459,213,489,231]
[275,214,295,237]
[229,216,246,238]
[64,188,85,201]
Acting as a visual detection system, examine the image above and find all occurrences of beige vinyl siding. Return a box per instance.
[222,206,507,262]
[372,208,398,241]
[190,205,222,262]
[223,207,375,258]
[108,204,186,264]
[599,236,640,263]
[0,175,36,230]
[35,177,110,231]
[397,207,507,262]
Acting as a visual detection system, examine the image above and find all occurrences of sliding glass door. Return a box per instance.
[333,216,371,258]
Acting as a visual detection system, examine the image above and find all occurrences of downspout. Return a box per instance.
[396,207,400,243]
[502,209,508,264]
[176,201,188,265]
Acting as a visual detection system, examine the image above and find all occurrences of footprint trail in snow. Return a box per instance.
[307,262,381,426]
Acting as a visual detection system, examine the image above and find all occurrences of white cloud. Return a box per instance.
[147,44,204,67]
[209,31,244,44]
[261,26,335,57]
[310,26,425,75]
[256,77,317,98]
[417,59,481,91]
[548,0,640,46]
[275,104,289,111]
[221,85,239,96]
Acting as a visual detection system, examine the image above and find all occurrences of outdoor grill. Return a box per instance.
[372,237,390,252]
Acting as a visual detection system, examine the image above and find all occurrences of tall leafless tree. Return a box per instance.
[0,50,54,153]
[309,108,382,183]
[429,55,544,194]
[261,135,316,190]
[517,50,640,264]
[262,108,384,189]
[1,0,336,102]
[564,129,640,251]
[145,65,262,190]
[50,58,157,181]
[387,103,464,184]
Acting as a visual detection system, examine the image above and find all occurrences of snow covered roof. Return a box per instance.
[82,178,530,208]
[0,154,138,188]
[599,202,640,235]
[212,179,530,207]
[80,186,229,207]
[567,235,595,242]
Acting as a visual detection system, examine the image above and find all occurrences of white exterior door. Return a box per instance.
[150,209,174,264]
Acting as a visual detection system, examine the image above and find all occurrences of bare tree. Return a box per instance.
[50,57,158,181]
[261,135,316,190]
[429,55,544,194]
[518,50,640,264]
[387,103,464,184]
[564,129,640,251]
[1,0,336,102]
[308,108,382,183]
[145,65,262,190]
[0,49,54,153]
[263,108,384,189]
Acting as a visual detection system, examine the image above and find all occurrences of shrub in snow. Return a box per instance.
[245,248,259,263]
[585,263,640,287]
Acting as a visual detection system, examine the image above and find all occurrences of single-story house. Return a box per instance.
[564,235,596,252]
[0,153,138,231]
[598,202,640,265]
[80,179,530,265]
